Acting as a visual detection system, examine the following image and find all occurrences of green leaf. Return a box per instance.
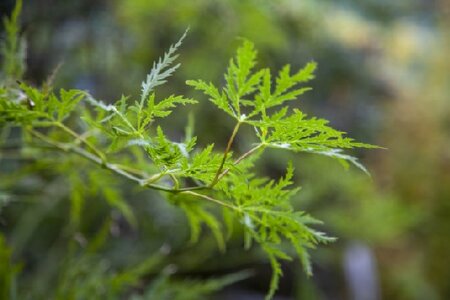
[141,29,188,104]
[88,170,137,227]
[188,40,262,119]
[1,0,25,80]
[186,79,235,117]
[179,200,225,252]
[152,94,197,118]
[56,89,84,121]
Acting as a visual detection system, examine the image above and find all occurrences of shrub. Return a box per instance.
[0,1,376,298]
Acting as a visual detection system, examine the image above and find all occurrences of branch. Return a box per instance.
[26,129,208,193]
[54,122,107,163]
[34,120,107,163]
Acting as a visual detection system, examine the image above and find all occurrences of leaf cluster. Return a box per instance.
[0,6,377,298]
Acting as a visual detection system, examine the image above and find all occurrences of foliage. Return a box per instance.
[0,234,20,300]
[0,2,375,299]
[0,0,25,82]
[130,270,251,300]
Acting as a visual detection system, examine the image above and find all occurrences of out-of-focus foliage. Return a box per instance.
[0,234,20,300]
[0,0,25,82]
[1,0,449,299]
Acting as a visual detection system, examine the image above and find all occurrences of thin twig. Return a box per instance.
[216,143,264,181]
[181,190,239,211]
[54,122,107,163]
[210,122,241,187]
[113,163,149,177]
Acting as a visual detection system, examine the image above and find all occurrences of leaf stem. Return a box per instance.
[53,122,107,163]
[210,121,241,187]
[217,143,264,181]
[181,190,240,211]
[169,174,180,189]
[28,129,140,180]
[113,163,149,177]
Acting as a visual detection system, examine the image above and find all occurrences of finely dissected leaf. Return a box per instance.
[189,40,316,124]
[56,89,84,121]
[186,80,234,117]
[180,144,228,183]
[140,29,188,104]
[179,199,225,252]
[224,40,258,113]
[143,126,185,168]
[188,40,264,120]
[255,109,378,171]
[149,94,197,119]
[274,61,316,96]
[262,243,292,300]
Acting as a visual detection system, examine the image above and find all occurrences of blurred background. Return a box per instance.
[1,0,449,299]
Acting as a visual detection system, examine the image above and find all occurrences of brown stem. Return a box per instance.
[209,122,241,187]
[216,143,264,181]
